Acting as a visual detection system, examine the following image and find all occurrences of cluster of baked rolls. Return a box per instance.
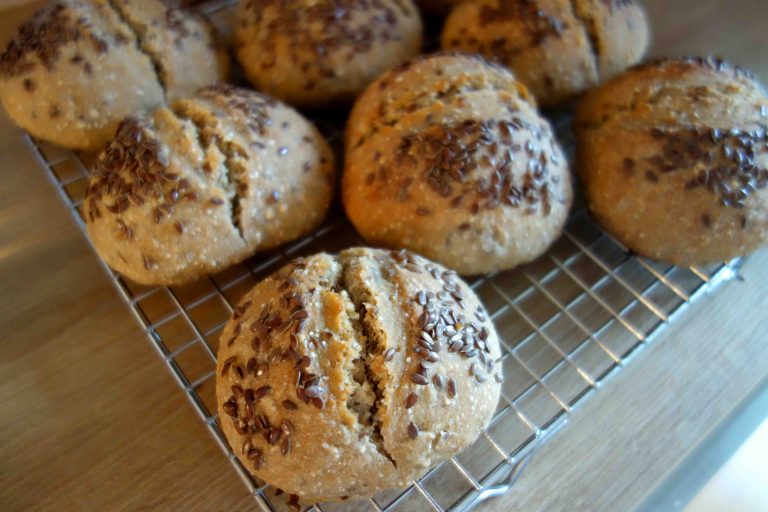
[2,0,766,505]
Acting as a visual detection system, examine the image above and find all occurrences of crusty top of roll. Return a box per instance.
[216,248,502,502]
[575,56,768,265]
[343,52,572,274]
[85,85,335,285]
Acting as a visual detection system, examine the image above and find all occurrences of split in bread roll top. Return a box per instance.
[441,0,649,107]
[85,85,335,286]
[575,57,768,265]
[0,0,228,150]
[343,53,573,275]
[216,248,502,502]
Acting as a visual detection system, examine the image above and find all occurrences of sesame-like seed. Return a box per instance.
[408,422,419,440]
[222,400,237,417]
[221,356,236,376]
[254,385,272,399]
[267,427,282,445]
[433,374,445,389]
[247,447,263,460]
[411,373,428,385]
[281,437,291,456]
[447,378,457,398]
[383,348,396,361]
[406,392,418,409]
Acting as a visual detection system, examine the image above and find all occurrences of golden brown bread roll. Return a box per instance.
[575,57,768,265]
[234,0,423,108]
[216,247,502,502]
[441,0,649,107]
[0,0,228,150]
[85,85,335,285]
[343,53,573,274]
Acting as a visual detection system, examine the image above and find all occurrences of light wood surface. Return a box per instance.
[1,1,767,511]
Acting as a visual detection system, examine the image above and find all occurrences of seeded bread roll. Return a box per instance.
[0,0,228,151]
[84,85,335,286]
[216,248,502,502]
[234,0,423,108]
[343,53,573,275]
[575,57,768,265]
[441,0,649,107]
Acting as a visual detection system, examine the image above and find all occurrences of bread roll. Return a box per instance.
[0,0,228,150]
[85,85,335,285]
[234,0,422,108]
[343,53,573,274]
[441,0,649,107]
[216,247,502,501]
[575,57,768,265]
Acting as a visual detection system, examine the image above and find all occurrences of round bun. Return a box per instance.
[234,0,422,108]
[441,0,649,107]
[216,247,502,502]
[0,0,229,150]
[343,53,573,275]
[85,85,335,286]
[575,57,768,265]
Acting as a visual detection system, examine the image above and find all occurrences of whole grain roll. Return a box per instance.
[0,0,228,150]
[441,0,649,107]
[216,247,502,502]
[234,0,423,108]
[85,85,335,286]
[343,53,573,275]
[575,57,768,265]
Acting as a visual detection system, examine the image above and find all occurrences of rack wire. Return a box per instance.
[22,1,743,510]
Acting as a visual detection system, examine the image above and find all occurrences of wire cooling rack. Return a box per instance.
[20,1,743,510]
[26,121,742,511]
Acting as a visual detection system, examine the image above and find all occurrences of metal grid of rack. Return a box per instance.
[20,0,743,509]
[27,127,741,511]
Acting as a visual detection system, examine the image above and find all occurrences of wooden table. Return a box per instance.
[1,1,767,510]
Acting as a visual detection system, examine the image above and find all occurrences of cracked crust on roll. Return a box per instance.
[84,85,335,286]
[215,248,502,502]
[0,0,228,150]
[441,0,649,107]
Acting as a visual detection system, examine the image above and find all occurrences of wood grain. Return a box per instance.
[0,1,767,511]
